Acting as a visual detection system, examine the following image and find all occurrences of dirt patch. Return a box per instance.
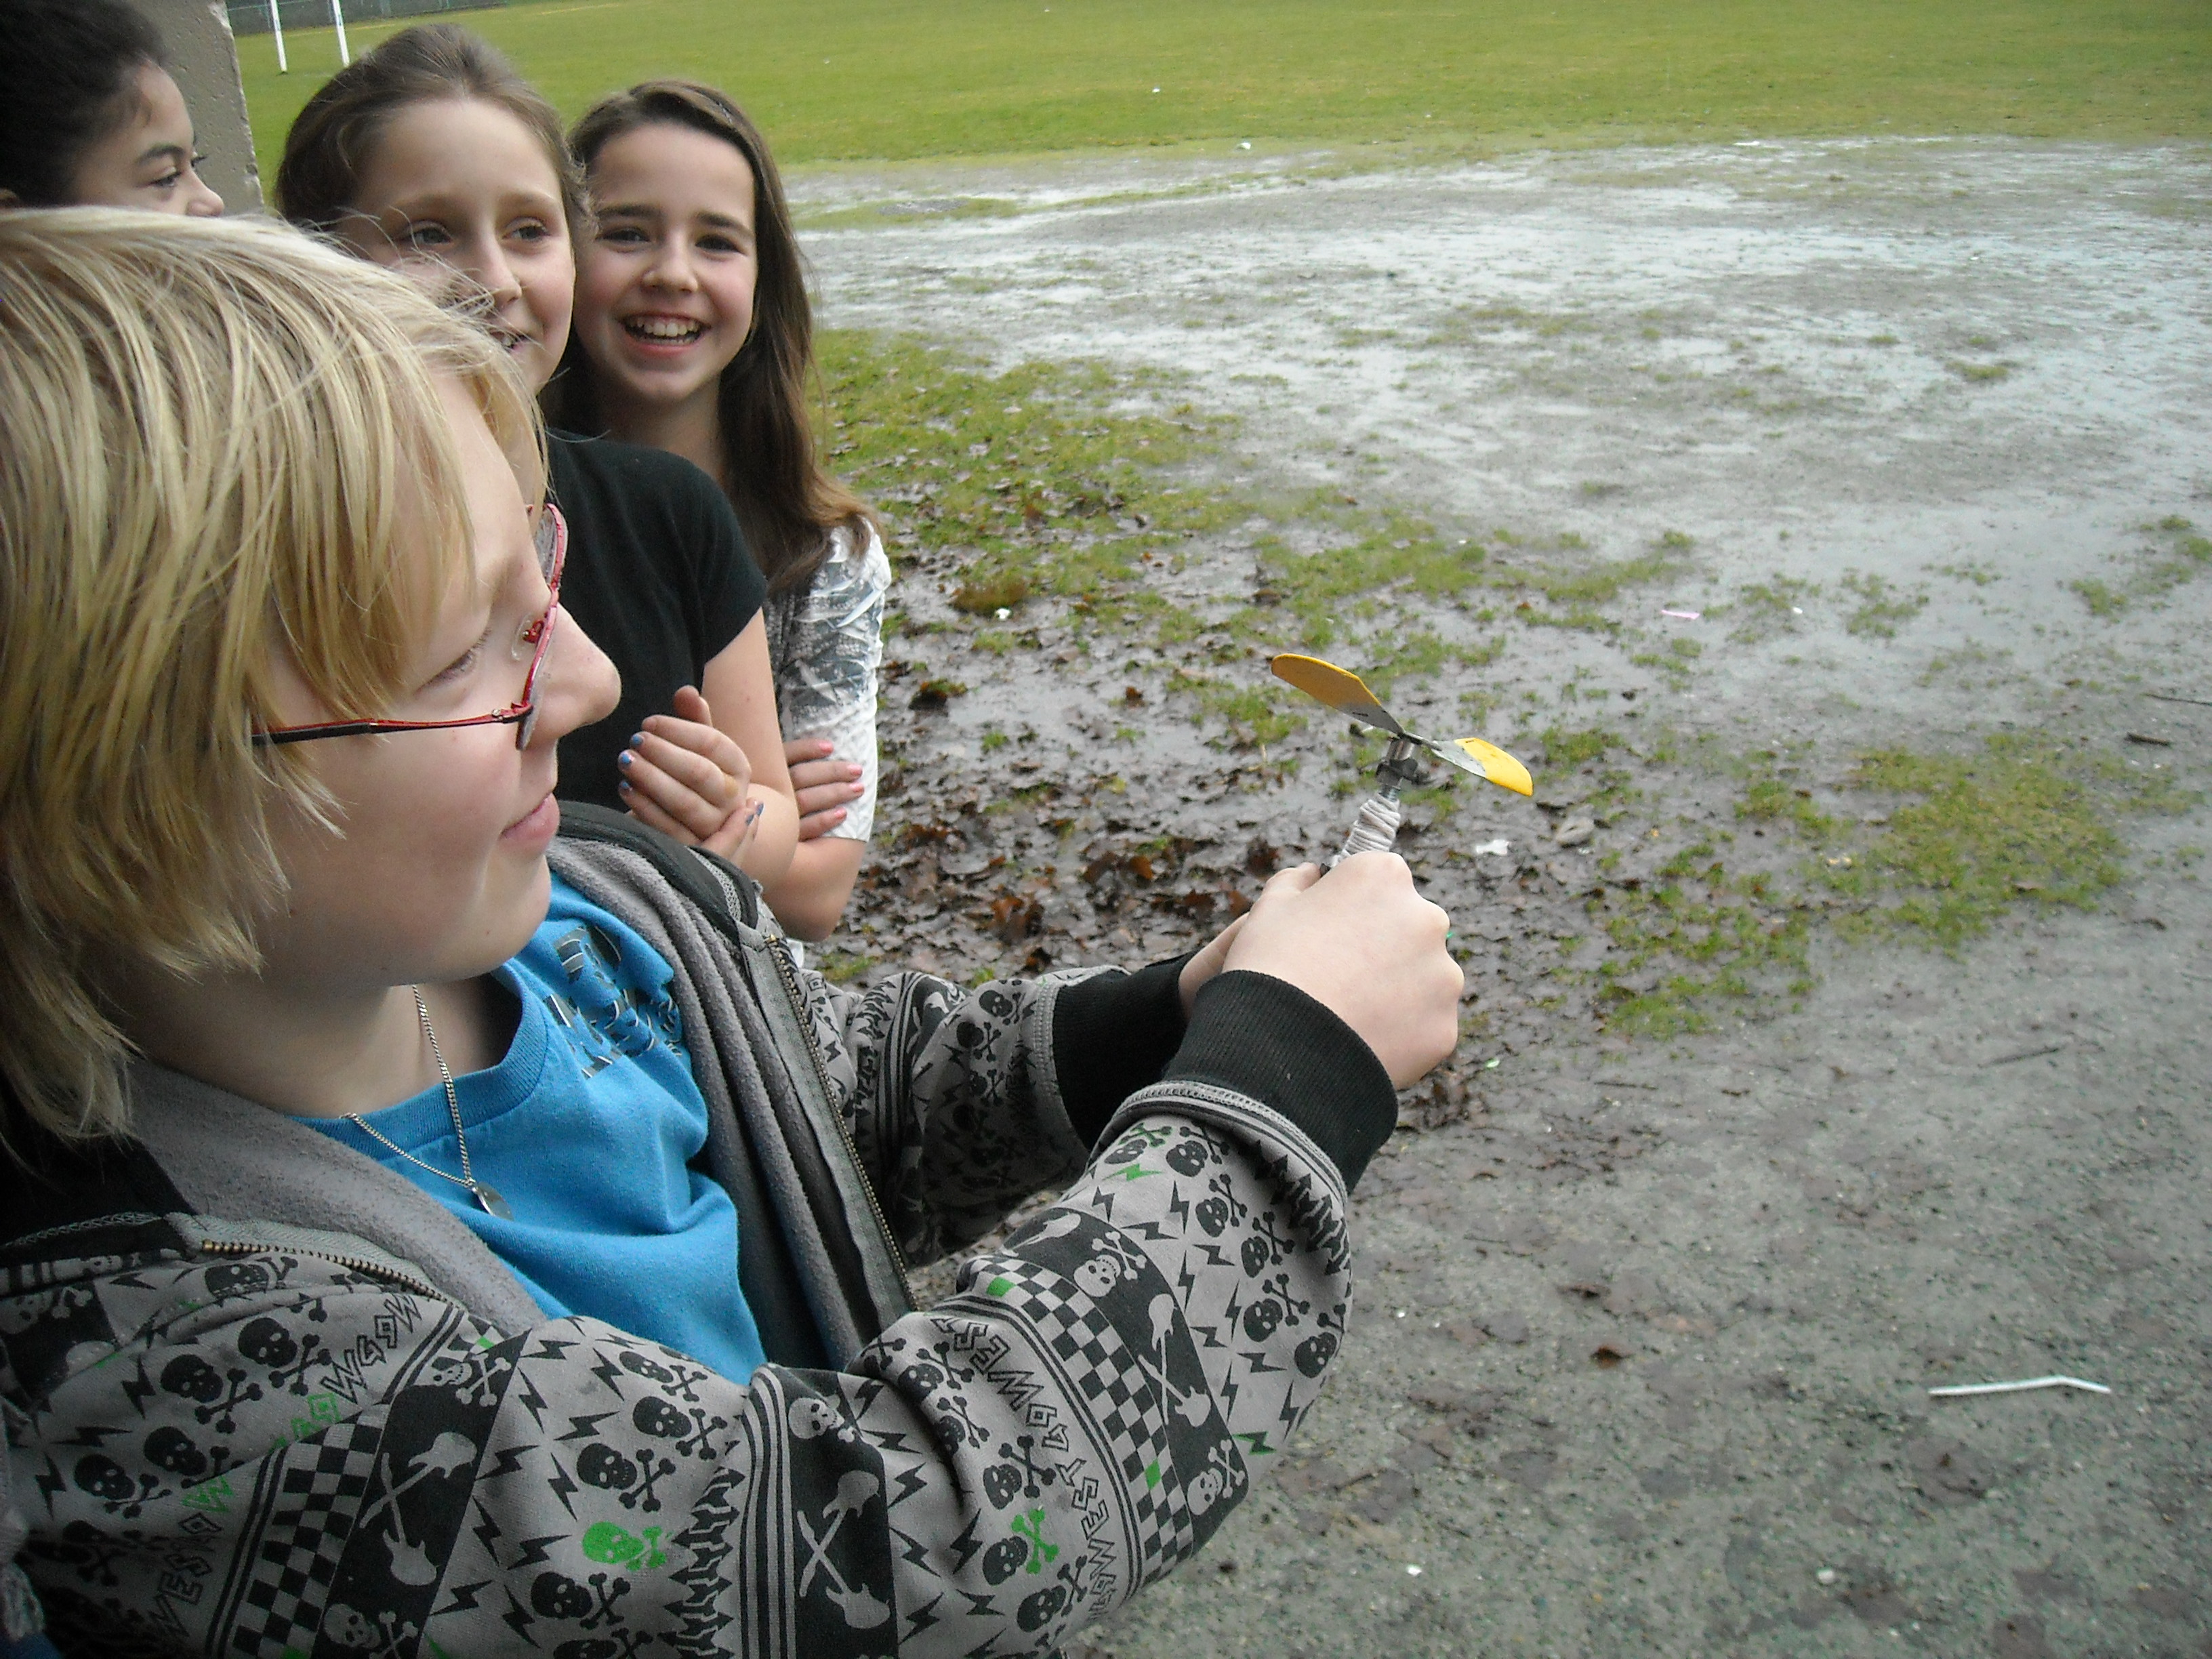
[803,138,2212,1658]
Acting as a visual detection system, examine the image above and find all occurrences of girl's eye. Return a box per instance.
[404,222,453,250]
[598,225,649,247]
[511,220,555,245]
[698,233,743,254]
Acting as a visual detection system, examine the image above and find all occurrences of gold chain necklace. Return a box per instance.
[346,987,513,1220]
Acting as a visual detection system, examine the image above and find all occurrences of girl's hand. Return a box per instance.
[619,686,760,860]
[783,737,864,842]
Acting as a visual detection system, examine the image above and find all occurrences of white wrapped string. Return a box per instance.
[1330,792,1403,867]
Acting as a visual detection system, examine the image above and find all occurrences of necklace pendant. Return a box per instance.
[471,1182,514,1221]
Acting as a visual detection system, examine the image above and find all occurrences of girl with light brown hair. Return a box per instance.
[275,24,804,893]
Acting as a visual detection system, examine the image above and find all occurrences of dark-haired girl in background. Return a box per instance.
[0,0,222,216]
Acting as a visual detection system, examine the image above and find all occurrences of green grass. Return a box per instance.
[238,0,2212,181]
[815,328,1229,634]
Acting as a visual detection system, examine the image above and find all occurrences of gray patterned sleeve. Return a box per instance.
[9,1091,1355,1656]
[766,524,891,843]
[815,966,1101,1267]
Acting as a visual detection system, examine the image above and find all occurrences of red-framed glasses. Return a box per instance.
[253,503,567,752]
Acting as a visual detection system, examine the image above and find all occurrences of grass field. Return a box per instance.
[239,0,2210,180]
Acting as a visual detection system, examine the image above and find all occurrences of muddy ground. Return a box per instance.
[795,140,2212,1656]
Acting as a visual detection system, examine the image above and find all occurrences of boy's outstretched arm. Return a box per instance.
[823,854,1453,1264]
[9,857,1452,1656]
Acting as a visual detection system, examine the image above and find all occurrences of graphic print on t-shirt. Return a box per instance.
[541,918,684,1077]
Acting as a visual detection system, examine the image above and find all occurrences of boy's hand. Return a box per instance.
[1178,912,1250,1018]
[784,737,864,841]
[621,687,760,861]
[1218,855,1460,1086]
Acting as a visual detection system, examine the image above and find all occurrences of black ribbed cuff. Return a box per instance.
[1052,954,1195,1148]
[1164,971,1396,1189]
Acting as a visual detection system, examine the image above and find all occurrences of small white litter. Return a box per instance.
[1927,1376,2111,1399]
[1473,838,1511,857]
[1660,608,1701,620]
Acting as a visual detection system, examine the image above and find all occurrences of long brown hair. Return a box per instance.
[556,81,870,595]
[273,24,586,243]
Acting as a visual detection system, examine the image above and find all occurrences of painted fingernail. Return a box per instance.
[618,779,633,794]
[617,751,634,768]
[628,733,645,748]
[747,801,765,823]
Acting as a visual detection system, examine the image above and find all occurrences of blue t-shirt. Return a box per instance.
[308,878,765,1382]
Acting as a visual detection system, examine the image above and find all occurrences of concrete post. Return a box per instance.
[124,0,262,214]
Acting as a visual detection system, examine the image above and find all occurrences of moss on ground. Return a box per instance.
[1547,728,2192,1035]
[1730,575,1818,642]
[2067,516,2212,617]
[1821,735,2189,951]
[818,328,1233,633]
[1839,571,1931,638]
[1584,850,1818,1038]
[821,329,1690,754]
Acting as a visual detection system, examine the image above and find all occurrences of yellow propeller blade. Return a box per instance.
[1271,651,1534,796]
[1268,653,1402,736]
[1452,736,1534,798]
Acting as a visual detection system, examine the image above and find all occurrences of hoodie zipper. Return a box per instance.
[764,933,914,1309]
[690,843,913,1314]
[196,1237,447,1301]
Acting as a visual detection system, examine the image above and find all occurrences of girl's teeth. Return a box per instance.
[628,317,703,342]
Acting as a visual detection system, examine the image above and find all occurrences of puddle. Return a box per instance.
[804,137,2212,736]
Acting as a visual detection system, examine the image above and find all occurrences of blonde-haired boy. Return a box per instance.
[0,211,1460,1656]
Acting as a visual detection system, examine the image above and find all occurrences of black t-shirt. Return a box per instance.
[548,432,766,813]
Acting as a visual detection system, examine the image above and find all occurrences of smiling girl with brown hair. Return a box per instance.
[556,80,890,942]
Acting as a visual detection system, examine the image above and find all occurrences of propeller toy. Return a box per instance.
[1269,653,1534,865]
